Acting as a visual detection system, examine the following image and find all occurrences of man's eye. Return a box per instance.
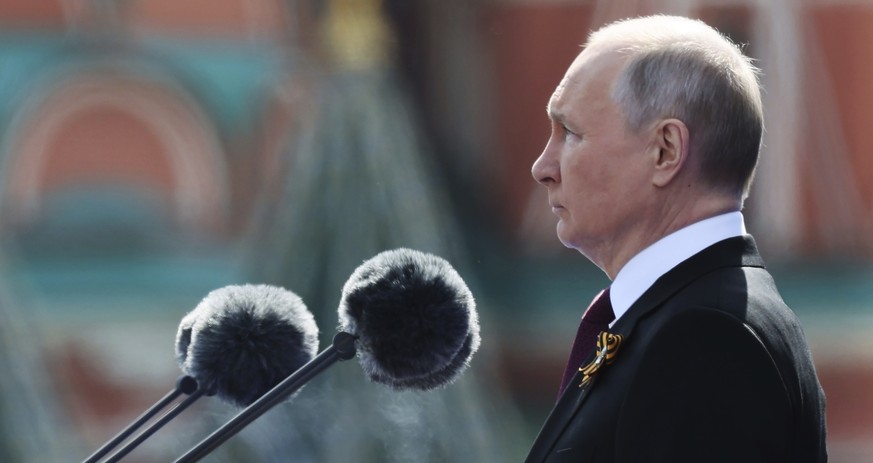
[562,124,577,139]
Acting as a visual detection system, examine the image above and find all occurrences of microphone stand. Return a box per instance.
[82,376,201,463]
[175,332,358,463]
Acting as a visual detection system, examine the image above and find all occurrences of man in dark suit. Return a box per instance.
[528,15,827,462]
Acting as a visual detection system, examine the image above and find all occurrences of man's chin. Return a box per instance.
[555,224,578,250]
[556,226,597,259]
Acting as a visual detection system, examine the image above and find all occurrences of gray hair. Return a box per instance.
[589,16,763,198]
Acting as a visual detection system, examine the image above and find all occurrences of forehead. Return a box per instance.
[548,46,627,116]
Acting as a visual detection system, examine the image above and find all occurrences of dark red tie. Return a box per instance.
[558,287,615,396]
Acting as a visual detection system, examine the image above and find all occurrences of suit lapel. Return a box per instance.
[525,236,765,462]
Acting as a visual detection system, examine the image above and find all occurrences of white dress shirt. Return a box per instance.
[609,211,746,326]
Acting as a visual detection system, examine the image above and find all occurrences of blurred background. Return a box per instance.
[0,0,869,461]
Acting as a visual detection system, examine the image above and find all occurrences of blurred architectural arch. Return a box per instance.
[0,65,230,240]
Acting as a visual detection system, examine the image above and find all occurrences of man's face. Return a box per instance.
[531,47,655,262]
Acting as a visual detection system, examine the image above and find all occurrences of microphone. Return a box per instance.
[176,248,480,462]
[176,284,320,407]
[83,284,318,463]
[339,248,480,390]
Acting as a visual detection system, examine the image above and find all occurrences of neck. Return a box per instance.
[592,195,741,280]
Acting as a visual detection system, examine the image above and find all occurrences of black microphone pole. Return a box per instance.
[174,332,358,463]
[104,386,208,462]
[82,375,200,463]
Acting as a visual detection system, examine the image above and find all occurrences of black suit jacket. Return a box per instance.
[526,236,827,462]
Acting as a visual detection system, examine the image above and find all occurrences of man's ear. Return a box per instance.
[651,118,690,187]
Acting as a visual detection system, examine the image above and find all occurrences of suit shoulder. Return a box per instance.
[626,306,792,418]
[621,306,790,405]
[615,307,796,461]
[642,306,770,354]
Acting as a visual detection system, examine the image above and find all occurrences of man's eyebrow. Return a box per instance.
[547,106,567,125]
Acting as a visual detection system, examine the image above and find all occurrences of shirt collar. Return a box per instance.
[609,211,746,325]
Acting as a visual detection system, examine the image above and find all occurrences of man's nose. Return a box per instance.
[532,142,559,185]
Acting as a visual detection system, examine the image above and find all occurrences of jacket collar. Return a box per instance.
[611,235,764,339]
